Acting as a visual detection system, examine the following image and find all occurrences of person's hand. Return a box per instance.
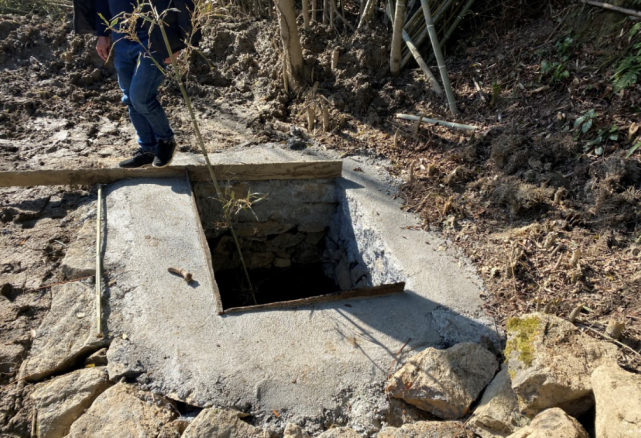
[96,36,111,62]
[164,51,182,65]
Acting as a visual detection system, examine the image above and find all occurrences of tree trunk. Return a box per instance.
[276,0,305,84]
[390,0,405,76]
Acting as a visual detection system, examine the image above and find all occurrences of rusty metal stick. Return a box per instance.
[168,267,193,283]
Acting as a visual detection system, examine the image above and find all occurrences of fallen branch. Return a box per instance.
[581,0,641,18]
[396,113,478,131]
[580,325,641,358]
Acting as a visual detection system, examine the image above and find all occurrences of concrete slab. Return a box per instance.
[103,145,500,432]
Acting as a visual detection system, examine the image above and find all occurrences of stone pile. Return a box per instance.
[17,271,641,438]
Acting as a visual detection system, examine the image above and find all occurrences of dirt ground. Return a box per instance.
[1,1,641,435]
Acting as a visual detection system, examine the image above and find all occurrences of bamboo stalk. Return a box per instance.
[302,0,310,29]
[311,0,317,21]
[330,0,354,31]
[95,184,103,338]
[581,0,641,18]
[157,17,257,304]
[396,113,477,131]
[331,48,340,70]
[307,106,316,131]
[433,0,476,60]
[322,105,330,131]
[386,2,442,94]
[390,0,406,76]
[358,0,377,27]
[420,0,458,114]
[323,0,329,24]
[400,0,457,68]
[282,53,289,93]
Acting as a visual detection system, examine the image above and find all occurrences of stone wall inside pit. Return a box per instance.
[193,178,403,291]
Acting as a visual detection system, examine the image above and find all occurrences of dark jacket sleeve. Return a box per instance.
[72,0,98,35]
[95,0,111,37]
[147,0,201,59]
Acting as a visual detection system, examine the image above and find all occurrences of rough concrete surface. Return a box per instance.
[103,145,499,430]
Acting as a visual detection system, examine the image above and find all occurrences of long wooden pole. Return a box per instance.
[157,18,257,305]
[396,113,477,131]
[420,0,458,114]
[581,0,641,18]
[95,184,103,337]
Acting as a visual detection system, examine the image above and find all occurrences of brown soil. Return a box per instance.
[1,1,641,434]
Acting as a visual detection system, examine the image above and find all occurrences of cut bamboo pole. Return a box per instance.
[302,0,310,29]
[390,0,406,76]
[582,0,641,18]
[330,0,354,31]
[307,106,316,131]
[322,105,330,131]
[95,184,103,338]
[433,0,476,60]
[400,0,456,67]
[420,0,458,114]
[358,0,376,27]
[385,2,442,94]
[311,0,317,21]
[323,0,329,24]
[396,113,477,131]
[331,48,340,70]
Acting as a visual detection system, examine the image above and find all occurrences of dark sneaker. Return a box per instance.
[153,137,177,168]
[118,149,155,169]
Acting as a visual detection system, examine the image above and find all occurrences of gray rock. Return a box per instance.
[376,421,474,437]
[386,343,499,420]
[31,367,112,438]
[61,221,95,280]
[283,423,311,438]
[19,281,109,382]
[158,419,190,438]
[267,232,305,250]
[592,363,641,438]
[182,408,267,438]
[467,366,529,438]
[505,313,617,417]
[506,408,588,438]
[274,257,292,268]
[84,348,108,367]
[317,427,362,438]
[66,383,176,438]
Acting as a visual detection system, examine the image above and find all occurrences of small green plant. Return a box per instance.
[490,80,500,107]
[626,141,641,158]
[574,109,598,135]
[540,36,573,84]
[612,24,641,92]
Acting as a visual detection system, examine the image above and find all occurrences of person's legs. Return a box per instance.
[112,39,159,155]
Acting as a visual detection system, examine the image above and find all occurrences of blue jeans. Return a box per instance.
[113,35,174,153]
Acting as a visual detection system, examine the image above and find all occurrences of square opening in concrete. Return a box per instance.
[193,178,404,313]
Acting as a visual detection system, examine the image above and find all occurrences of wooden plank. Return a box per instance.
[222,282,405,314]
[0,161,343,187]
[185,171,224,316]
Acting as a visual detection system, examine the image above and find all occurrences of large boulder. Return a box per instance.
[505,313,617,417]
[376,421,474,437]
[182,408,267,438]
[31,367,112,438]
[386,342,499,419]
[66,383,176,437]
[316,427,362,438]
[506,408,588,438]
[592,363,641,438]
[19,281,109,382]
[467,366,529,438]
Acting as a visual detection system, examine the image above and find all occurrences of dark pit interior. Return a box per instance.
[208,227,340,309]
[194,178,399,312]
